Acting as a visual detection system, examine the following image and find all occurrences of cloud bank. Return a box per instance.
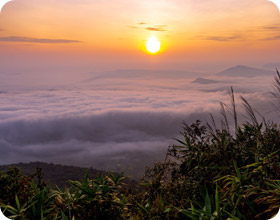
[0,68,277,177]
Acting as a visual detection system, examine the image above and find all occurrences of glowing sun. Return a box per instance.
[146,36,161,54]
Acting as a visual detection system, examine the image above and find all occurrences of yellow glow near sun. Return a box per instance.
[146,36,161,54]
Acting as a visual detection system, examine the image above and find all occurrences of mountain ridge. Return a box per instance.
[217,65,275,77]
[0,162,136,188]
[192,77,220,84]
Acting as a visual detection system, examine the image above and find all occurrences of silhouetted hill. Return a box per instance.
[191,77,220,84]
[85,69,200,81]
[0,162,136,189]
[217,65,275,77]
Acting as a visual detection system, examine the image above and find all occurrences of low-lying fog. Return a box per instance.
[0,65,278,177]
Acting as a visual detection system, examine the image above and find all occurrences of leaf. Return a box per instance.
[15,195,20,211]
[61,211,68,220]
[41,207,45,220]
[164,207,172,213]
[205,191,211,214]
[52,212,58,220]
[233,161,241,179]
[136,202,149,215]
[215,184,220,216]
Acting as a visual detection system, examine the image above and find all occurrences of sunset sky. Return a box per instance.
[0,0,280,72]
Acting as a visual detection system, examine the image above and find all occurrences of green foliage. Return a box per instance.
[0,167,33,208]
[135,117,280,219]
[60,172,128,220]
[1,170,129,220]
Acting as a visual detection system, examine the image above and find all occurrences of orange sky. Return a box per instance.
[0,0,280,71]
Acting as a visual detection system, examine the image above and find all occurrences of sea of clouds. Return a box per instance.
[0,68,277,177]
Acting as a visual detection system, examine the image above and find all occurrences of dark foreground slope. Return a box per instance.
[0,162,123,188]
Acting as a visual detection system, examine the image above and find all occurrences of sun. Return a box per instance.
[146,36,161,54]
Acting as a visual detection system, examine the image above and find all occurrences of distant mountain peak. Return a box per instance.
[234,65,249,68]
[217,65,275,77]
[192,77,219,84]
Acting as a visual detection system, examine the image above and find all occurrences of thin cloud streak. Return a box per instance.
[197,35,243,42]
[263,35,280,40]
[127,26,138,29]
[0,36,83,44]
[146,26,167,32]
[262,25,280,30]
[127,23,167,31]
